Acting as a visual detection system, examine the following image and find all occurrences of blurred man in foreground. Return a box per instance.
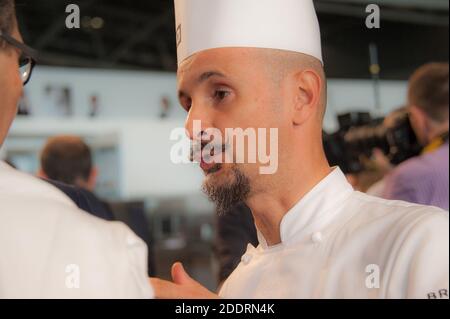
[151,0,449,299]
[0,0,152,298]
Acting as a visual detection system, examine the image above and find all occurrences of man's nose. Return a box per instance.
[184,103,214,141]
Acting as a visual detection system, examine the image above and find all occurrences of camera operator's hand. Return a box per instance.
[372,148,394,173]
[150,262,219,299]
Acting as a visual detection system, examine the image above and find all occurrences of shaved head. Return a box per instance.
[258,49,327,120]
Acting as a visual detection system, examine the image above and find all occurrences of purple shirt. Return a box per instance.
[383,142,449,211]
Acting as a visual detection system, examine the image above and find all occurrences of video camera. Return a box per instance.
[324,111,422,174]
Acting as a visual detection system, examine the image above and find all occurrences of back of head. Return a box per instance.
[40,136,93,186]
[408,62,449,124]
[0,0,15,43]
[0,0,19,147]
[0,0,14,29]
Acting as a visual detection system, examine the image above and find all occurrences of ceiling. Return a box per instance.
[15,0,449,79]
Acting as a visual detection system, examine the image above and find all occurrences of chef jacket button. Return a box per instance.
[311,232,323,244]
[241,253,253,265]
[126,236,139,246]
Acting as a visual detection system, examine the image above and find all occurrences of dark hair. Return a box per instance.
[0,0,15,33]
[408,62,449,123]
[41,136,93,185]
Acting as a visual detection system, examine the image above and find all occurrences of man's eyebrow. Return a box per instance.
[197,71,226,83]
[178,71,226,100]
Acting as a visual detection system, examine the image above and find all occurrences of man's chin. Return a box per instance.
[201,165,251,215]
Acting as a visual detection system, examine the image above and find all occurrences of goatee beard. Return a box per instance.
[202,167,251,216]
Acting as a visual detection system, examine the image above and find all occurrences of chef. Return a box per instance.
[0,0,152,298]
[150,0,449,299]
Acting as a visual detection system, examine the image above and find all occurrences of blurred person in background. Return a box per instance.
[383,63,449,210]
[0,0,153,298]
[37,135,114,221]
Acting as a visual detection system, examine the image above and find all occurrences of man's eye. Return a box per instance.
[214,90,230,101]
[19,56,29,67]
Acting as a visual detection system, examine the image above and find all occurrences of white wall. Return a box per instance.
[117,120,204,199]
[24,66,186,120]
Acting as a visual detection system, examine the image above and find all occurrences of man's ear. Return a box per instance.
[87,166,98,191]
[410,105,423,117]
[409,105,430,144]
[292,69,322,126]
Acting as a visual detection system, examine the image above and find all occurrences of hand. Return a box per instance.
[372,148,393,173]
[150,262,219,299]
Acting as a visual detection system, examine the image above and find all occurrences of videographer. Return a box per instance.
[383,63,449,211]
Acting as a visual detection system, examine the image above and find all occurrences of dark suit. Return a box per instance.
[45,179,115,221]
[214,202,258,283]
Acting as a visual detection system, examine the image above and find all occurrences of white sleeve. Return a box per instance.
[388,211,449,299]
[40,212,155,299]
[118,223,155,299]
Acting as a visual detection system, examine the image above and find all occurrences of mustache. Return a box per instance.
[189,141,229,162]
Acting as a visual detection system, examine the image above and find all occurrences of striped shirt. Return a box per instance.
[383,142,449,211]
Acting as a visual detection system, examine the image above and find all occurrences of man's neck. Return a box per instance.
[428,123,449,142]
[423,125,449,154]
[246,157,331,247]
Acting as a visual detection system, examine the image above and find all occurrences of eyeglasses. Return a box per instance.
[0,30,37,85]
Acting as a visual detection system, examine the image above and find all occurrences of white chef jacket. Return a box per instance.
[220,168,449,299]
[0,161,153,298]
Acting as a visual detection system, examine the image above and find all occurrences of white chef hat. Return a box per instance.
[174,0,323,66]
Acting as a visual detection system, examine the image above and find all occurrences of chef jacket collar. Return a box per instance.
[257,167,354,249]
